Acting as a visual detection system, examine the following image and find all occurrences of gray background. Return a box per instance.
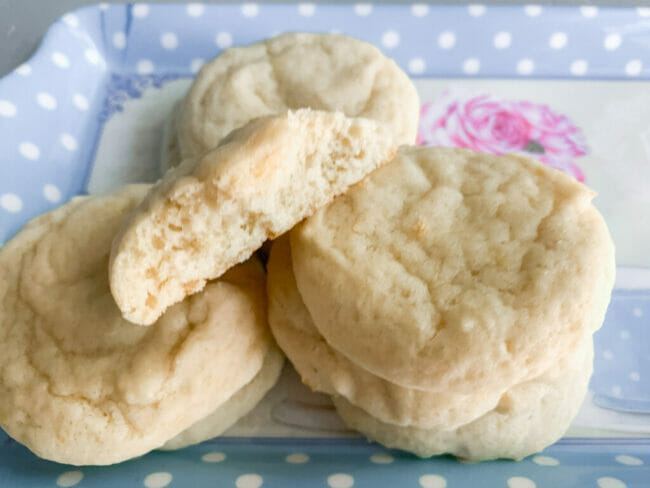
[1,0,649,77]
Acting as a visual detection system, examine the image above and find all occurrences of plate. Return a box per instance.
[1,3,649,487]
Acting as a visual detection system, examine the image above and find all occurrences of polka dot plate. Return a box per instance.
[1,435,649,488]
[1,3,650,487]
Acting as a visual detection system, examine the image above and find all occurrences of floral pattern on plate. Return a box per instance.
[418,88,588,181]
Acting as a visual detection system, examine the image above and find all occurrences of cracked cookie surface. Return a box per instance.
[0,185,269,465]
[166,32,418,169]
[291,146,615,393]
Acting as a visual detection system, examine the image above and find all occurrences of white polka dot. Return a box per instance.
[113,31,126,49]
[620,330,631,339]
[85,49,102,65]
[616,454,643,466]
[580,6,599,18]
[603,349,614,360]
[524,5,542,17]
[463,57,481,75]
[408,58,426,75]
[242,4,259,17]
[0,100,17,117]
[597,477,627,488]
[215,32,233,49]
[298,3,316,16]
[37,92,57,110]
[633,307,643,317]
[43,184,62,203]
[137,59,155,75]
[190,58,204,73]
[286,453,310,463]
[51,51,70,69]
[604,33,622,51]
[328,473,354,488]
[629,371,640,382]
[494,31,512,49]
[370,453,394,464]
[160,32,178,50]
[411,4,429,17]
[517,58,535,75]
[354,4,372,16]
[570,59,588,76]
[61,14,79,28]
[532,455,559,466]
[549,32,567,50]
[638,7,650,17]
[60,133,78,151]
[15,63,31,76]
[143,472,172,488]
[611,385,622,397]
[381,30,400,49]
[236,474,263,488]
[438,31,456,49]
[467,4,486,17]
[1,193,22,213]
[419,474,447,488]
[507,477,536,488]
[73,93,89,111]
[201,451,226,462]
[56,470,83,487]
[133,4,149,18]
[19,141,40,160]
[186,3,204,17]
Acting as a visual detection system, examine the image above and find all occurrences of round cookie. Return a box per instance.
[291,146,615,393]
[267,236,503,429]
[0,186,270,465]
[161,344,284,450]
[170,32,419,168]
[334,338,594,461]
[110,109,397,325]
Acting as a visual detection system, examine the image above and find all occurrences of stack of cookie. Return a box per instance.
[0,32,615,466]
[268,147,615,461]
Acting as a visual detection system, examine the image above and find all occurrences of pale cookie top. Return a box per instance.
[110,109,397,325]
[175,32,419,163]
[267,236,509,430]
[0,186,269,465]
[291,146,615,394]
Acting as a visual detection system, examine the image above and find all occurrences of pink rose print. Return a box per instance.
[418,89,588,181]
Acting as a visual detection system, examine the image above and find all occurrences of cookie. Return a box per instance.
[165,32,418,169]
[291,146,615,393]
[161,344,284,450]
[333,338,593,461]
[267,236,503,429]
[0,186,270,465]
[110,109,397,325]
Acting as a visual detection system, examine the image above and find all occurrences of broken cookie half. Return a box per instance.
[110,109,397,325]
